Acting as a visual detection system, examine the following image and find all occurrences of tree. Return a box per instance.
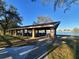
[33,16,53,24]
[0,0,22,35]
[31,0,79,12]
[72,27,79,33]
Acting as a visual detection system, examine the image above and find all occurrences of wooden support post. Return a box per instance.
[14,30,15,36]
[10,30,13,36]
[8,31,10,35]
[22,29,24,36]
[13,30,16,36]
[27,29,28,37]
[32,28,35,39]
[50,28,56,39]
[38,30,39,34]
[45,29,46,35]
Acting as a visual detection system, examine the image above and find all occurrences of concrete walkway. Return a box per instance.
[0,38,55,59]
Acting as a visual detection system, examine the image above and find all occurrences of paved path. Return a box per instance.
[0,39,55,59]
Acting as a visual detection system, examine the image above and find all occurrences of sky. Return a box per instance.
[5,0,79,29]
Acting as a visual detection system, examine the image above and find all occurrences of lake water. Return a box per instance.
[57,32,79,36]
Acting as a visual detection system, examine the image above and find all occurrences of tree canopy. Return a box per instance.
[72,27,79,32]
[33,16,53,25]
[31,0,79,12]
[37,16,53,24]
[0,0,22,35]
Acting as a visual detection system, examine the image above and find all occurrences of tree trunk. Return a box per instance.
[3,29,6,35]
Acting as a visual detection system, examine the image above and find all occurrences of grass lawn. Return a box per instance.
[61,37,79,59]
[46,35,79,59]
[0,35,33,48]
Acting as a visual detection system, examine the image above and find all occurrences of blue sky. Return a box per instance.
[5,0,79,29]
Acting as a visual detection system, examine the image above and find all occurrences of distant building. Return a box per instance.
[7,21,60,39]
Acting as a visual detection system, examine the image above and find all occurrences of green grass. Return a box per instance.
[62,39,79,59]
[0,35,32,48]
[46,35,79,59]
[47,42,74,59]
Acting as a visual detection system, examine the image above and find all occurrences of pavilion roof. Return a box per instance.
[8,21,60,31]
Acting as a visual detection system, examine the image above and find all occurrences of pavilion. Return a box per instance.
[7,21,60,39]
